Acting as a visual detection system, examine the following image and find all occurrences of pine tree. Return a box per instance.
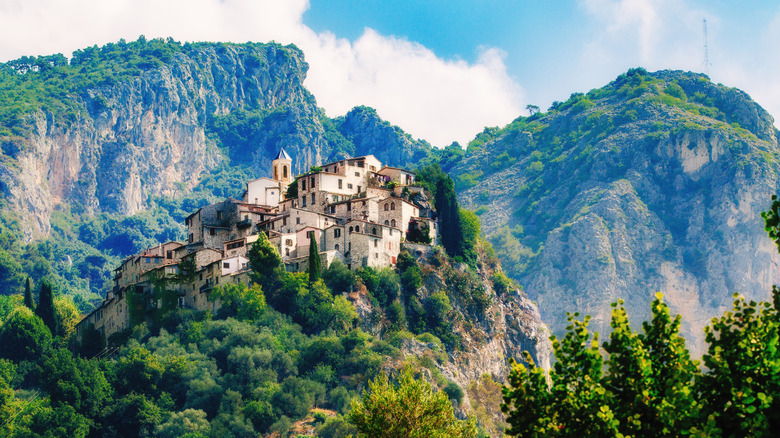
[35,280,58,336]
[23,277,34,310]
[308,233,321,283]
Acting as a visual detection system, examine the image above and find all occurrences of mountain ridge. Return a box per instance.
[452,68,780,353]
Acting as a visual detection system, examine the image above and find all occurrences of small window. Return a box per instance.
[283,217,287,226]
[334,229,341,238]
[307,230,314,239]
[349,226,353,233]
[311,177,315,186]
[286,239,294,246]
[283,165,288,179]
[335,244,340,251]
[372,227,377,235]
[223,262,230,268]
[217,211,222,220]
[338,179,343,189]
[209,228,216,236]
[311,193,315,203]
[374,240,378,248]
[167,250,173,259]
[391,219,396,227]
[355,172,360,177]
[389,242,392,249]
[348,183,353,189]
[296,217,301,224]
[355,226,360,233]
[384,204,389,211]
[374,253,378,258]
[302,197,307,207]
[390,202,395,210]
[301,180,306,191]
[286,248,290,256]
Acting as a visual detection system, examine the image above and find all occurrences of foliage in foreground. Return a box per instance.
[502,197,780,437]
[349,365,477,438]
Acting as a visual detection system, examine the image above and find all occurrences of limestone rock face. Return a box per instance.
[335,106,434,167]
[1,43,311,239]
[454,70,780,355]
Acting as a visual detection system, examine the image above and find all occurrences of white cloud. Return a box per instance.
[579,0,707,73]
[575,0,780,125]
[0,0,523,147]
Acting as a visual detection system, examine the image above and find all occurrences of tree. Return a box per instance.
[35,280,58,336]
[23,277,34,310]
[322,259,355,293]
[349,365,477,438]
[247,232,283,292]
[155,409,211,438]
[284,178,299,200]
[0,307,52,362]
[459,209,481,265]
[295,280,356,334]
[697,289,780,436]
[212,282,266,320]
[435,174,468,261]
[308,232,321,283]
[526,104,540,116]
[54,295,80,339]
[37,348,112,419]
[502,296,716,437]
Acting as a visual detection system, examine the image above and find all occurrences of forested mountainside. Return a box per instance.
[0,38,435,304]
[0,38,552,437]
[452,68,780,353]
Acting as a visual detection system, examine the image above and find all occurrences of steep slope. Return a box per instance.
[0,39,435,300]
[454,69,780,353]
[0,38,435,242]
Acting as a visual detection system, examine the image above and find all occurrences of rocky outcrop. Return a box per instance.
[454,70,780,355]
[335,106,434,167]
[0,42,440,242]
[1,43,312,239]
[348,244,550,437]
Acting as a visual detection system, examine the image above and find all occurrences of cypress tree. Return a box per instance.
[308,232,321,283]
[435,175,464,259]
[35,280,58,335]
[24,277,34,310]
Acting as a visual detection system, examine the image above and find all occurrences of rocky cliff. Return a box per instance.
[453,69,780,354]
[0,40,435,242]
[349,244,550,436]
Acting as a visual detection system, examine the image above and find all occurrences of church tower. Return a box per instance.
[272,148,292,183]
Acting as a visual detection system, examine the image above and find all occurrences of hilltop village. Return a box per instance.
[76,150,437,342]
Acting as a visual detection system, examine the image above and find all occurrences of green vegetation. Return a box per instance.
[501,198,780,437]
[349,365,477,437]
[0,231,493,437]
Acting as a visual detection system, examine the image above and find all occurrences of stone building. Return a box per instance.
[76,148,434,345]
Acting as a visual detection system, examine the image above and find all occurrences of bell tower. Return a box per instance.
[272,148,292,183]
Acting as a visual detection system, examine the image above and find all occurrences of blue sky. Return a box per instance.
[1,0,779,147]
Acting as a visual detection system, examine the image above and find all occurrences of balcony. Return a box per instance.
[236,218,253,229]
[199,280,214,293]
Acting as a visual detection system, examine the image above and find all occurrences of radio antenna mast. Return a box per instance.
[702,19,711,76]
